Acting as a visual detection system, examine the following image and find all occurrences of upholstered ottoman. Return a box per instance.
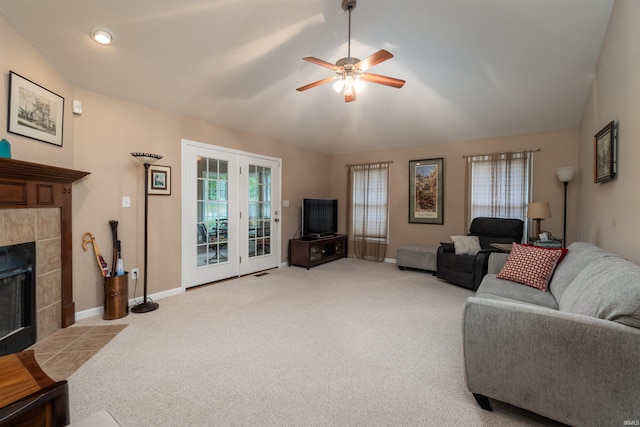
[397,246,437,274]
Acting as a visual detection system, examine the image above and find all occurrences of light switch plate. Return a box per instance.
[122,196,131,208]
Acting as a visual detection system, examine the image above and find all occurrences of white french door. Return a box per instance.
[182,140,281,288]
[239,156,280,275]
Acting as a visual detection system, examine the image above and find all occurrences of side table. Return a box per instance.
[0,350,69,427]
[490,243,513,252]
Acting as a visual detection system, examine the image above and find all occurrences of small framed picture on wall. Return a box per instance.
[594,121,616,183]
[148,165,171,195]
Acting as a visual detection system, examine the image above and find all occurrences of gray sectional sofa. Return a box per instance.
[463,242,640,426]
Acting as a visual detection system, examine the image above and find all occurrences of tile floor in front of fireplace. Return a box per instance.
[29,324,128,381]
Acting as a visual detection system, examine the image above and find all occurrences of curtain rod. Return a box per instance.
[462,148,540,158]
[345,161,394,167]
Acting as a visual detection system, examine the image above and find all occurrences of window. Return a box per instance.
[347,162,391,261]
[465,151,533,239]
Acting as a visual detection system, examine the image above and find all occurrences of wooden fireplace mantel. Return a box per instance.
[0,158,90,327]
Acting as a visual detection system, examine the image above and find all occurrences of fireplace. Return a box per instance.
[0,242,36,356]
[0,158,89,347]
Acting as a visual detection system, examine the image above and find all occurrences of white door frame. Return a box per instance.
[181,139,282,289]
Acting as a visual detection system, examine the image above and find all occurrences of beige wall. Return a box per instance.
[1,16,332,312]
[0,13,75,167]
[71,90,331,311]
[330,129,579,259]
[577,0,640,264]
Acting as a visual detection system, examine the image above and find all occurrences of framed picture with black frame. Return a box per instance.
[148,165,171,195]
[409,157,444,224]
[7,71,64,147]
[594,121,616,183]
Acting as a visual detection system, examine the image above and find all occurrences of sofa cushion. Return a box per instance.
[487,252,510,274]
[549,242,612,300]
[497,243,564,291]
[559,256,640,328]
[451,235,482,256]
[476,274,559,309]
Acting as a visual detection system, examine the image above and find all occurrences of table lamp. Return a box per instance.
[527,202,551,241]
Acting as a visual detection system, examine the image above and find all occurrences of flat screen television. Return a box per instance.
[302,198,338,237]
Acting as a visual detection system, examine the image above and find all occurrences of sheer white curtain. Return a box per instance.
[464,151,533,239]
[347,162,391,262]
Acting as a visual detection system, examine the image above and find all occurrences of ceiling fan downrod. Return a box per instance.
[343,0,356,59]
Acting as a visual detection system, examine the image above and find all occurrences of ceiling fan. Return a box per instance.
[296,0,405,103]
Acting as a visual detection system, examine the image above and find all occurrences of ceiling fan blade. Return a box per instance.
[302,57,339,71]
[355,49,394,71]
[296,76,336,92]
[362,73,406,88]
[345,92,356,103]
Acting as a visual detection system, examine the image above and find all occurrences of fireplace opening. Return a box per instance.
[0,241,36,356]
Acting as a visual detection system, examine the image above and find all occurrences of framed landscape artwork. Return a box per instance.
[8,71,64,147]
[594,121,616,183]
[149,165,171,195]
[409,158,444,224]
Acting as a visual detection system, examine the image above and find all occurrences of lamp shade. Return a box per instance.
[556,166,576,183]
[131,152,162,165]
[527,202,551,219]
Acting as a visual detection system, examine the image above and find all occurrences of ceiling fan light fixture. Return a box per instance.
[353,78,365,92]
[333,74,364,95]
[344,75,355,88]
[344,86,355,97]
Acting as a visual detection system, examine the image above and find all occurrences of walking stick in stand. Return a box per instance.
[109,220,119,277]
[82,232,109,277]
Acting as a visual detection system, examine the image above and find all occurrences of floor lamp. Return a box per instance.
[130,152,163,313]
[556,167,576,248]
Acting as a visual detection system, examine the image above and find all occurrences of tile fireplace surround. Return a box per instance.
[0,158,89,344]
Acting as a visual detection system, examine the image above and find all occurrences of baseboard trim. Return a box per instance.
[75,286,185,321]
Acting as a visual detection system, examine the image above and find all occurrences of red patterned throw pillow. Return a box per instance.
[497,243,565,291]
[522,243,569,263]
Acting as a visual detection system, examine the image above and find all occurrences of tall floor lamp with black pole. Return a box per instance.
[556,167,576,248]
[130,152,163,313]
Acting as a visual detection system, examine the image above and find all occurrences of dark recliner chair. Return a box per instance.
[436,217,524,290]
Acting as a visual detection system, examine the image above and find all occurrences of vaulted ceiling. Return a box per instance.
[0,0,614,154]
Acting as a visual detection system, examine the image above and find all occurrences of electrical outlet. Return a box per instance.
[131,268,139,280]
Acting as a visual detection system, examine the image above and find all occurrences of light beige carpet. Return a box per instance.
[68,258,562,426]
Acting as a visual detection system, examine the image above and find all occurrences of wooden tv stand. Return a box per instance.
[288,234,348,269]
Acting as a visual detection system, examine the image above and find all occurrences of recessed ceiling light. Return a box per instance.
[92,27,115,45]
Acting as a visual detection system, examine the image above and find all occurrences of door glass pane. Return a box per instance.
[248,165,271,258]
[197,157,229,266]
